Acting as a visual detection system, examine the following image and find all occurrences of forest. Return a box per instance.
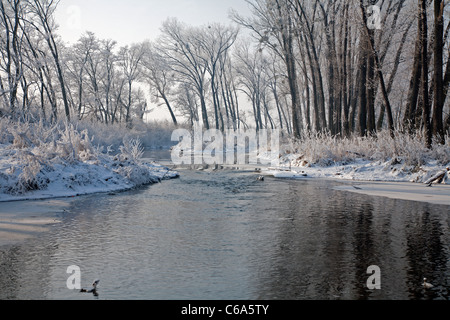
[1,0,449,149]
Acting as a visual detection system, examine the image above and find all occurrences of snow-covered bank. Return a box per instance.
[0,152,179,203]
[255,130,450,205]
[0,119,179,203]
[260,159,450,206]
[259,130,450,184]
[263,157,449,184]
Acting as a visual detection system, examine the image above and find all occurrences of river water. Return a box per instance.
[0,150,449,300]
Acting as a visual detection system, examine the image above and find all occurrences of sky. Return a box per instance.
[55,0,253,46]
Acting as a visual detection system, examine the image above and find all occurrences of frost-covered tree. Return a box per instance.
[141,42,178,126]
[118,43,145,128]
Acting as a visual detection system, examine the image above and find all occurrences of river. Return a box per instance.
[0,150,449,300]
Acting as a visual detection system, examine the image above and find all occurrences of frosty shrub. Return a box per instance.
[14,150,50,194]
[71,119,180,152]
[0,119,102,195]
[285,129,450,168]
[119,138,144,161]
[55,124,98,163]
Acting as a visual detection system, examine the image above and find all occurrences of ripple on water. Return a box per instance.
[0,167,449,300]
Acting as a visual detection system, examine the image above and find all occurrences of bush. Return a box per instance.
[0,117,180,197]
[283,129,450,168]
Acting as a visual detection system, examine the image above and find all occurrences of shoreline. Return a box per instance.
[263,170,450,206]
[334,180,450,206]
[262,160,450,206]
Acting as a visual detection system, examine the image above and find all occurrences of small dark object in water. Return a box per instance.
[80,279,100,296]
[257,175,265,181]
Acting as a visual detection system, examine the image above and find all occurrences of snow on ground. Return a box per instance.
[259,149,450,206]
[0,120,179,203]
[335,181,450,206]
[0,143,178,202]
[263,155,450,184]
[257,131,450,186]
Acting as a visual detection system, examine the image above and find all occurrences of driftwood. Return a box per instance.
[424,168,449,186]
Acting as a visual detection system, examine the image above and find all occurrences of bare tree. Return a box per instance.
[199,23,238,131]
[432,0,445,143]
[232,0,304,138]
[141,42,178,126]
[159,18,210,129]
[118,43,145,128]
[0,0,23,116]
[28,0,71,121]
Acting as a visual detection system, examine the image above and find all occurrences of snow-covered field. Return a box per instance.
[0,119,178,203]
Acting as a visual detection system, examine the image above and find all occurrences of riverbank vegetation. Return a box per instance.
[0,117,179,201]
[1,0,449,199]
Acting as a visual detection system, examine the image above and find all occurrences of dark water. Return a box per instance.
[0,150,449,300]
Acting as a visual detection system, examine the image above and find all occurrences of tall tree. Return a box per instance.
[29,0,71,121]
[432,0,444,143]
[119,43,144,128]
[159,18,210,130]
[419,0,432,148]
[359,0,395,137]
[141,42,178,126]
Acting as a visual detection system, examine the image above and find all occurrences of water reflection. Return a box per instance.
[0,164,449,300]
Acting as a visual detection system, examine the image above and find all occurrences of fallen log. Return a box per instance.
[424,168,449,186]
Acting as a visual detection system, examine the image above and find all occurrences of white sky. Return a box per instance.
[55,0,252,46]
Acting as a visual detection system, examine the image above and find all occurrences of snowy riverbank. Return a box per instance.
[263,156,449,184]
[0,120,178,203]
[0,145,179,203]
[258,150,450,206]
[256,130,450,185]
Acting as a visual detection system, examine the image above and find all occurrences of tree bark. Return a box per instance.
[432,0,444,143]
[419,0,432,148]
[359,0,395,137]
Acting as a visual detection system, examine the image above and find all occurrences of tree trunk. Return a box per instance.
[359,0,395,137]
[366,29,376,135]
[377,19,413,130]
[419,0,432,148]
[432,0,444,144]
[404,5,423,133]
[358,33,368,137]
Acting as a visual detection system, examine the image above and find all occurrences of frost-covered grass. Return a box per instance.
[271,130,450,183]
[281,130,449,166]
[0,118,179,202]
[71,119,180,152]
